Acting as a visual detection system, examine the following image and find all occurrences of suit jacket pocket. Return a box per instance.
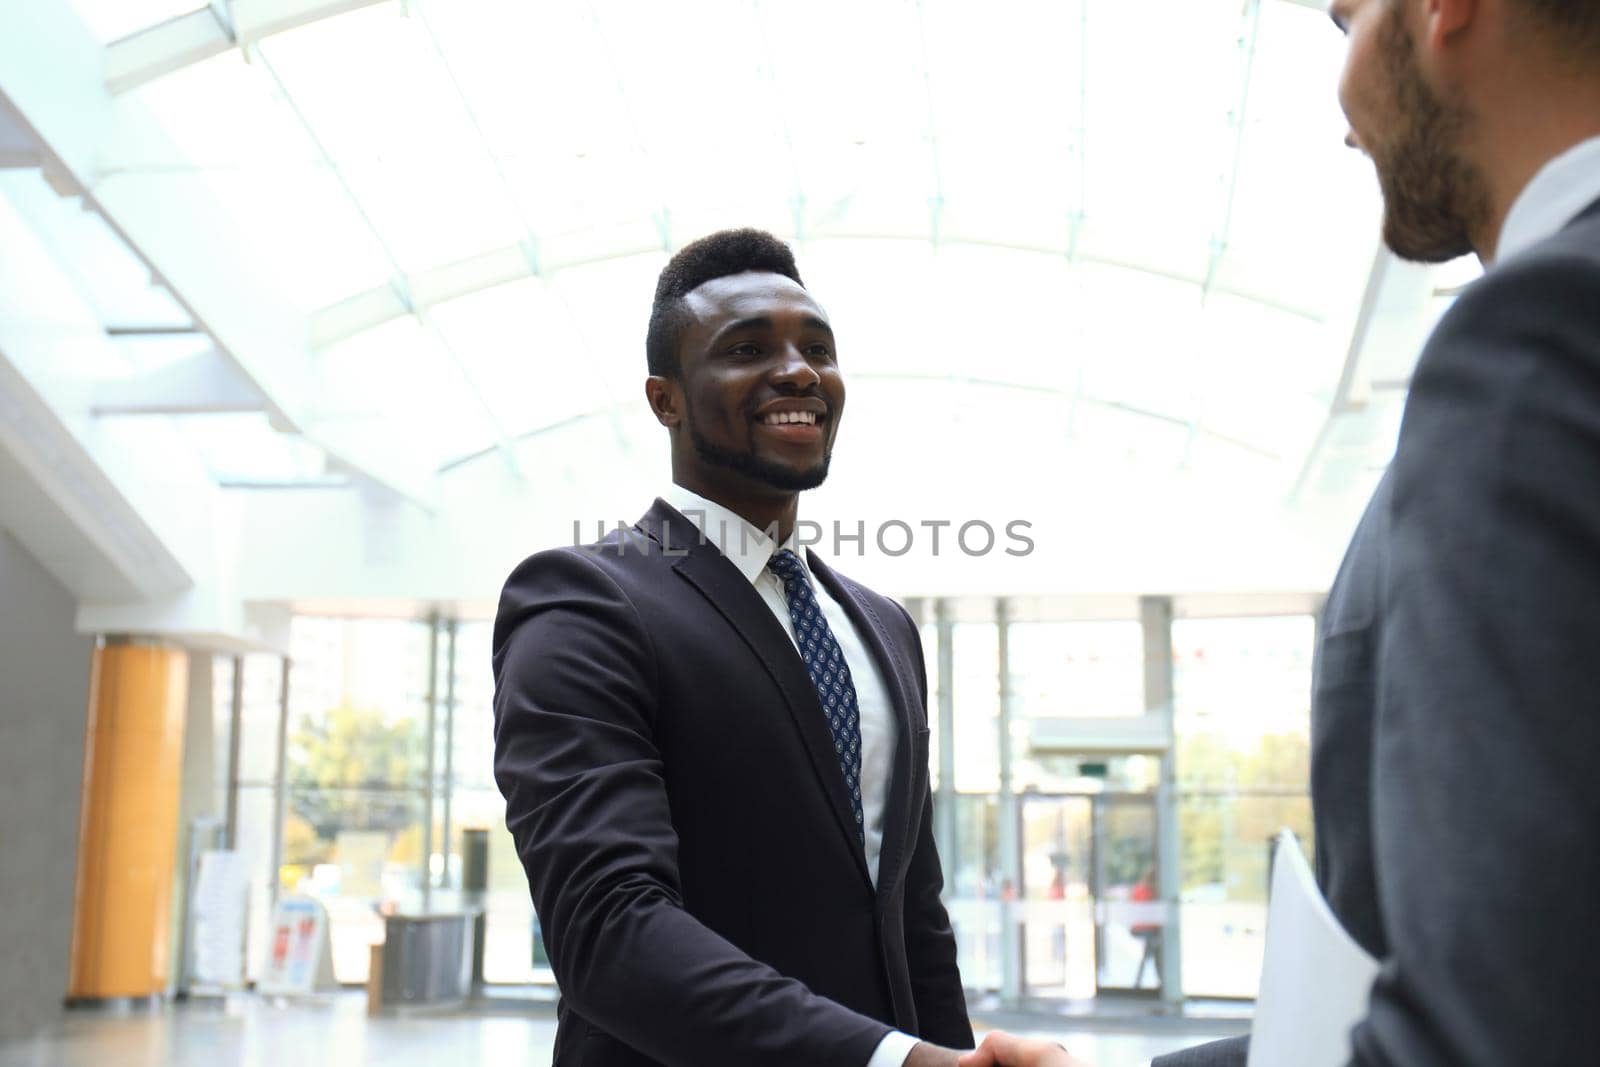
[1313,625,1373,695]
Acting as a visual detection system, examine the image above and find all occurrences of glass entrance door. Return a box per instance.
[1018,795,1095,998]
[1092,793,1163,996]
[1018,790,1164,1001]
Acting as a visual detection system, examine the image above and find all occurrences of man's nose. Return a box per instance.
[771,344,821,388]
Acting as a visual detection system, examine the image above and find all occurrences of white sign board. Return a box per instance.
[257,896,338,995]
[190,849,249,989]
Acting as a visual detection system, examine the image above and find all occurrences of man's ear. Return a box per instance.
[645,375,682,428]
[1425,0,1477,49]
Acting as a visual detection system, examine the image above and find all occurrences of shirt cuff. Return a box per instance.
[866,1029,922,1067]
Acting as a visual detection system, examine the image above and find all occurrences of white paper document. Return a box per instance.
[1247,830,1380,1067]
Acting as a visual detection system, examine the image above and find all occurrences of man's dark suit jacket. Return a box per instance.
[1157,202,1600,1066]
[493,499,972,1067]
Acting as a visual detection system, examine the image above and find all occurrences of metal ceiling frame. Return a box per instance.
[582,0,675,253]
[104,0,391,94]
[307,232,1330,354]
[437,370,1286,476]
[408,0,631,461]
[1289,247,1438,502]
[1,0,439,509]
[750,0,810,241]
[250,38,525,478]
[88,0,1373,491]
[102,0,1340,98]
[102,0,1345,356]
[912,0,946,248]
[1183,0,1267,469]
[1203,0,1266,301]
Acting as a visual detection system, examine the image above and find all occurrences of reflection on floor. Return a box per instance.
[0,994,1249,1067]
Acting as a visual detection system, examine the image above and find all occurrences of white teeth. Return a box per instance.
[764,411,817,425]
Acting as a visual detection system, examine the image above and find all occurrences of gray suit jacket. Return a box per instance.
[1157,198,1600,1067]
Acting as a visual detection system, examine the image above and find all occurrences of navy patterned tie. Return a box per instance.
[767,548,865,844]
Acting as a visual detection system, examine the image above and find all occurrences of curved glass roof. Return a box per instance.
[67,0,1396,481]
[0,0,1483,619]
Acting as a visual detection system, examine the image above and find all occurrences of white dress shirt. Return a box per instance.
[1496,135,1600,264]
[662,486,921,1067]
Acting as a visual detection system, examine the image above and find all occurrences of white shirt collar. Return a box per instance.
[662,484,805,588]
[1496,135,1600,264]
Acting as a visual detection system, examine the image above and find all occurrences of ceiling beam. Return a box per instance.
[104,7,231,95]
[1202,0,1266,300]
[0,0,438,508]
[91,347,265,415]
[437,370,1284,476]
[0,96,39,169]
[309,232,1330,352]
[911,0,946,247]
[251,35,524,477]
[0,349,192,600]
[105,0,391,94]
[1289,247,1436,501]
[750,0,808,240]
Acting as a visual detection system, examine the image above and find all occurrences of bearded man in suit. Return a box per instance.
[965,1,1600,1065]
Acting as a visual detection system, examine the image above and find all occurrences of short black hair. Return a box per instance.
[645,228,804,378]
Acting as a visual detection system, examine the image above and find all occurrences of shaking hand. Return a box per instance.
[958,1031,1094,1067]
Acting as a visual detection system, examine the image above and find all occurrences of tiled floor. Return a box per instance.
[0,994,1247,1067]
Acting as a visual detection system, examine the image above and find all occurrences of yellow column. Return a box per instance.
[68,640,188,1000]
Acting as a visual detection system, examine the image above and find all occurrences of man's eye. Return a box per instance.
[807,344,833,359]
[729,343,761,357]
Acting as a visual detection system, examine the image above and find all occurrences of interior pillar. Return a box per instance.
[67,639,188,1002]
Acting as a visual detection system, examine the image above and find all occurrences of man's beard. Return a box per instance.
[688,421,831,492]
[1371,10,1490,263]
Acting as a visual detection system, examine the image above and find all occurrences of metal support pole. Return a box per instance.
[225,654,244,849]
[422,615,440,900]
[996,598,1022,1006]
[268,655,292,913]
[441,618,458,889]
[935,599,957,881]
[1141,595,1184,1008]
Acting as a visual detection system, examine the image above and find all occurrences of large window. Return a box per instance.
[444,621,550,985]
[254,615,548,987]
[281,618,431,982]
[234,653,286,981]
[951,621,1001,793]
[1173,615,1314,998]
[946,794,1002,993]
[1009,621,1145,720]
[230,604,1313,1001]
[1008,620,1148,793]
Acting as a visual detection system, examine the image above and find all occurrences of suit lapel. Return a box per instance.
[807,551,922,901]
[636,500,874,892]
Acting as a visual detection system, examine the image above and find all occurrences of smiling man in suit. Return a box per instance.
[961,1,1600,1066]
[493,229,973,1067]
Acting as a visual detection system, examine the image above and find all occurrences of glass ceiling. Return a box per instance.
[68,0,206,44]
[46,0,1413,496]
